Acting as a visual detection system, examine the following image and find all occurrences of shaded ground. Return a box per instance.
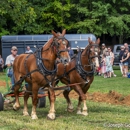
[0,81,130,106]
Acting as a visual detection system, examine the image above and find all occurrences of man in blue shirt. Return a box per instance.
[68,47,74,58]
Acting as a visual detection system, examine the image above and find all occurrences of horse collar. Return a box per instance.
[36,47,57,83]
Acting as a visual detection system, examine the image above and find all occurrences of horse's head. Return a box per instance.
[87,37,100,70]
[51,29,70,64]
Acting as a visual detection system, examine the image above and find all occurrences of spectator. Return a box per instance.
[68,46,74,58]
[106,51,113,78]
[25,46,33,53]
[124,42,130,67]
[101,54,107,78]
[119,46,125,75]
[107,47,116,77]
[100,43,108,58]
[98,43,108,76]
[5,46,18,90]
[124,43,130,51]
[121,48,129,77]
[0,55,4,72]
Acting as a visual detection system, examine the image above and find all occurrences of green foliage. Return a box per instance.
[0,0,130,42]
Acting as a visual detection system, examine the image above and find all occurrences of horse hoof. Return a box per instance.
[47,113,55,120]
[31,114,38,119]
[13,104,20,111]
[23,112,30,116]
[67,108,74,113]
[81,112,88,116]
[77,110,82,115]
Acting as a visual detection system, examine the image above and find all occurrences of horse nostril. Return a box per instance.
[64,59,67,62]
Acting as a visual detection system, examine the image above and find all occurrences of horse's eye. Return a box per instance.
[57,42,60,46]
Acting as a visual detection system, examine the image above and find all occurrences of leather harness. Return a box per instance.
[13,36,68,88]
[56,44,99,83]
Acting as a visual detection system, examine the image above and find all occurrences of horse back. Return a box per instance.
[13,54,37,75]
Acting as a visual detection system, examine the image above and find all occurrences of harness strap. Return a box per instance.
[13,69,39,88]
[24,54,33,78]
[55,65,76,84]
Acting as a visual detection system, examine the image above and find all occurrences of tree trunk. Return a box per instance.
[119,35,123,44]
[112,35,117,45]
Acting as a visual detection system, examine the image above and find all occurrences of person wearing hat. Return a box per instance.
[5,46,18,91]
[101,43,108,57]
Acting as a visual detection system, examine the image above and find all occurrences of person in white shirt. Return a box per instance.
[5,46,18,90]
[25,46,33,53]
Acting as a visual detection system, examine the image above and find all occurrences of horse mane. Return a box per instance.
[43,37,54,48]
[81,44,90,56]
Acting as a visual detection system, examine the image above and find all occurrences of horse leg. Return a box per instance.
[31,84,39,119]
[81,98,88,116]
[74,85,88,116]
[13,84,21,110]
[23,83,32,116]
[47,88,56,120]
[63,89,74,112]
[77,97,82,114]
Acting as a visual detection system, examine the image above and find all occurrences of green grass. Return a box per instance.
[89,70,130,96]
[0,72,6,81]
[0,70,130,130]
[0,98,130,130]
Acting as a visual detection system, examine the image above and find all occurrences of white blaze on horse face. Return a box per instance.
[64,40,71,62]
[95,52,99,68]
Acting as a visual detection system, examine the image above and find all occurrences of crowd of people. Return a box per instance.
[97,43,130,78]
[97,44,116,78]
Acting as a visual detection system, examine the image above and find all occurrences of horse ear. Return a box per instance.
[88,37,91,44]
[96,38,100,44]
[48,37,54,44]
[62,29,66,36]
[52,30,58,37]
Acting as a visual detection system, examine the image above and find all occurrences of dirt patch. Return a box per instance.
[0,81,6,87]
[86,91,130,106]
[56,90,130,106]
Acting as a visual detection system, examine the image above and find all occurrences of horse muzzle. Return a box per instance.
[59,57,70,65]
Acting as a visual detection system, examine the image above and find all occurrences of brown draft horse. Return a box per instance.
[13,29,70,119]
[56,37,100,116]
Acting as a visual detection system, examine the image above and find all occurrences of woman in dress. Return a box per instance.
[105,51,113,78]
[101,54,107,78]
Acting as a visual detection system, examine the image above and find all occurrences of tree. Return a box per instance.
[0,0,130,45]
